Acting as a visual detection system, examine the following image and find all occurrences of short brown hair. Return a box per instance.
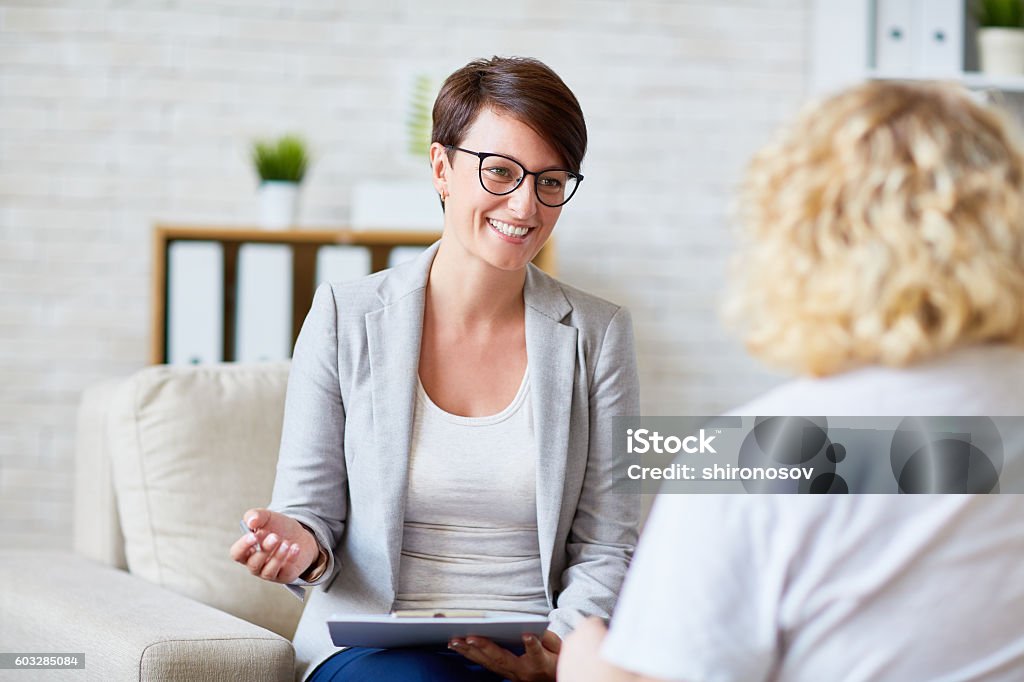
[432,56,587,173]
[726,81,1024,376]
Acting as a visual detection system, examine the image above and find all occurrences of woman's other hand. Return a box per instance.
[448,629,560,682]
[229,508,321,584]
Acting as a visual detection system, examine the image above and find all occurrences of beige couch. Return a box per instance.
[0,363,306,681]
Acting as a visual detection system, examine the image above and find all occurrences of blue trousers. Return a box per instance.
[308,646,512,682]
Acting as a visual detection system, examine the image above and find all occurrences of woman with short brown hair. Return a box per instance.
[231,56,640,682]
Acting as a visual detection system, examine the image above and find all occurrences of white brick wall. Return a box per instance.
[0,0,802,549]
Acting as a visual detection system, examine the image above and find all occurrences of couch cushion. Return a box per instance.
[0,549,295,682]
[106,362,305,639]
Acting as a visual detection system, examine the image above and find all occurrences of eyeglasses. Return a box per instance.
[445,146,583,208]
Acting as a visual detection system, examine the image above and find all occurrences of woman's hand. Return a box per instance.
[448,630,560,682]
[229,508,321,584]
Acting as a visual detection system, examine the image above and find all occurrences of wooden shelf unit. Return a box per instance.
[150,225,557,365]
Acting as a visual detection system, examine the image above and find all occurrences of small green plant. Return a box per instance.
[251,135,309,183]
[975,0,1024,28]
[406,74,437,159]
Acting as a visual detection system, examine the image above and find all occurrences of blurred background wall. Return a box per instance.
[0,0,804,548]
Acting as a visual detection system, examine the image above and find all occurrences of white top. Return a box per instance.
[724,344,1024,417]
[393,370,549,616]
[603,345,1024,682]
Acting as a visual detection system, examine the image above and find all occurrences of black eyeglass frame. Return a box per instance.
[445,145,584,208]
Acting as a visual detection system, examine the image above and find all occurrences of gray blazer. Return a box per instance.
[269,242,640,679]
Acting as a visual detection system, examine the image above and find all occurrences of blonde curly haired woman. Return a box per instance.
[730,80,1024,380]
[559,81,1024,681]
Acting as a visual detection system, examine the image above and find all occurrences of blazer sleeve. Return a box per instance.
[268,282,348,588]
[548,305,641,638]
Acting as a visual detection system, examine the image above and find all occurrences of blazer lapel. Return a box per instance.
[524,265,576,600]
[365,243,437,596]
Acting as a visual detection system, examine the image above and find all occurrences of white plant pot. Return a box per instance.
[978,28,1024,76]
[258,181,300,229]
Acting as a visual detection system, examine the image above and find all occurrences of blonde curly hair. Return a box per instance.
[726,80,1024,377]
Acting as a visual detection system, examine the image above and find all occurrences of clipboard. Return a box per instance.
[327,612,549,648]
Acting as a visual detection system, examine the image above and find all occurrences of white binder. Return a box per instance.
[167,242,223,365]
[316,246,371,285]
[917,0,964,76]
[235,244,292,363]
[874,0,916,75]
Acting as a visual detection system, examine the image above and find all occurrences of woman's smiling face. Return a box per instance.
[432,107,565,273]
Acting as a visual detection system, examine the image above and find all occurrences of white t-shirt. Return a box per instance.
[602,345,1024,681]
[393,369,549,616]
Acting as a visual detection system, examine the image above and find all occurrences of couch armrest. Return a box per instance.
[0,550,295,681]
[73,377,128,569]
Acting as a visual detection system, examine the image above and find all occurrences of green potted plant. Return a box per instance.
[975,0,1024,76]
[251,135,309,229]
[405,74,435,160]
[347,73,444,233]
